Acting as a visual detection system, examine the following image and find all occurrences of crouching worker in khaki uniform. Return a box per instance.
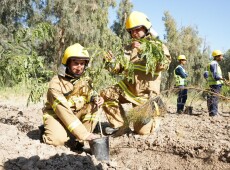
[102,11,171,136]
[42,43,104,148]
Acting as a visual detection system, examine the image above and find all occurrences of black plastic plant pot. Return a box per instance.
[185,106,193,114]
[89,136,109,161]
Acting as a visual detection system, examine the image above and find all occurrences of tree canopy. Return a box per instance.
[162,11,210,90]
[0,1,229,102]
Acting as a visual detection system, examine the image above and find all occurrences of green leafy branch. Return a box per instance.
[85,46,123,94]
[84,36,166,92]
[27,82,48,106]
[139,37,165,76]
[118,37,165,83]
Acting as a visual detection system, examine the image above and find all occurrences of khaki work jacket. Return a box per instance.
[43,75,95,140]
[115,41,171,105]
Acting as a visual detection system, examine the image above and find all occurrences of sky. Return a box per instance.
[109,0,230,53]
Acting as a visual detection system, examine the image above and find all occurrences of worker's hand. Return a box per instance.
[93,96,104,107]
[104,51,114,62]
[132,41,141,51]
[85,133,100,141]
[220,77,226,81]
[203,71,208,79]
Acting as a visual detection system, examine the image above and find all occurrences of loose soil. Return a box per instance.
[0,97,229,170]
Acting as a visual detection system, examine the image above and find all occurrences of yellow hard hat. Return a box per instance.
[177,55,186,60]
[125,11,152,32]
[212,50,223,57]
[62,43,89,65]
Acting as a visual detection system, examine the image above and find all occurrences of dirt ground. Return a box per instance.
[0,96,229,170]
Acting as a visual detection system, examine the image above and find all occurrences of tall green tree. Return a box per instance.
[180,26,209,86]
[111,0,133,42]
[0,0,33,29]
[162,11,210,90]
[0,23,54,87]
[220,49,230,79]
[38,0,117,68]
[162,11,180,90]
[0,0,126,103]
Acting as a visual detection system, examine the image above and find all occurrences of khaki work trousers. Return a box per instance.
[42,104,98,146]
[102,86,160,135]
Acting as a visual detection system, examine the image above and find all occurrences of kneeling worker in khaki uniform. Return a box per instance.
[102,11,171,135]
[42,43,104,147]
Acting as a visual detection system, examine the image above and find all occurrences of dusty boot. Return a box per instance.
[104,127,119,135]
[177,110,183,114]
[112,126,131,137]
[94,122,111,134]
[65,138,85,152]
[73,141,92,153]
[75,141,85,152]
[38,125,45,143]
[149,96,166,116]
[150,96,165,109]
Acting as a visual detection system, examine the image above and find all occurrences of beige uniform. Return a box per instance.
[102,41,171,135]
[42,75,98,146]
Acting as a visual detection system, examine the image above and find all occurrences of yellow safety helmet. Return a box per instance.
[177,55,186,60]
[62,43,89,65]
[212,50,223,57]
[125,11,152,32]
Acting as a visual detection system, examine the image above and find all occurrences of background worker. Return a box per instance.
[174,55,188,114]
[206,50,225,116]
[42,43,103,148]
[102,11,171,135]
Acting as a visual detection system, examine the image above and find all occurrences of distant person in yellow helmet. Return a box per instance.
[174,55,188,114]
[206,50,225,116]
[40,43,104,150]
[102,11,171,136]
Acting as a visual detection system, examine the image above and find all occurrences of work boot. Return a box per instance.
[93,122,111,134]
[209,112,217,117]
[177,110,183,114]
[149,96,166,116]
[75,141,85,151]
[104,127,119,135]
[38,125,45,143]
[112,126,131,137]
[65,139,85,152]
[150,96,165,109]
